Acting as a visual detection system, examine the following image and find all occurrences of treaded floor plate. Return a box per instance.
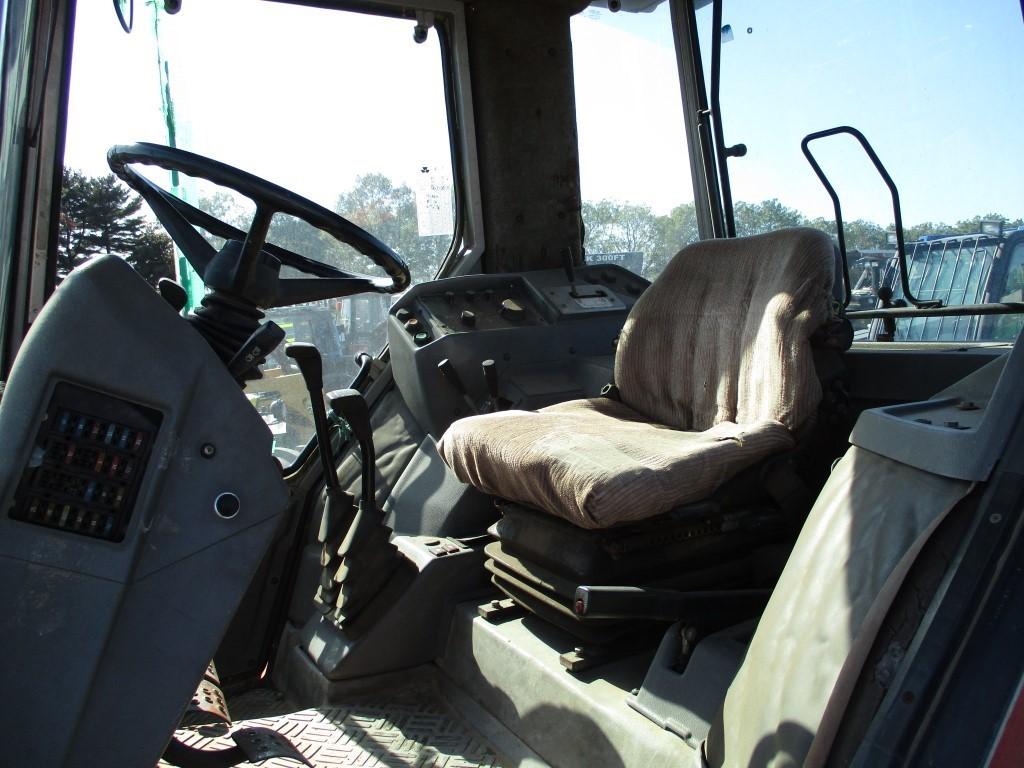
[160,686,503,767]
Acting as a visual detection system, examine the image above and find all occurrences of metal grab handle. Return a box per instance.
[800,126,941,309]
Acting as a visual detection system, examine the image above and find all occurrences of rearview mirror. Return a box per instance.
[113,0,133,33]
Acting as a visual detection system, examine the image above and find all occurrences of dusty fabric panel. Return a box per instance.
[614,228,835,432]
[335,387,424,510]
[709,447,972,768]
[438,397,794,529]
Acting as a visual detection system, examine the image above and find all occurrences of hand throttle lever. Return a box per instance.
[327,389,376,506]
[438,358,478,416]
[482,359,501,413]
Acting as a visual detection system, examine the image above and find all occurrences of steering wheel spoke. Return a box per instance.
[123,168,218,274]
[271,277,393,308]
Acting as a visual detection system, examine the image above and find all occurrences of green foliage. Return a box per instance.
[61,164,1019,301]
[582,200,699,280]
[733,199,803,237]
[804,217,888,250]
[58,168,174,286]
[334,173,449,284]
[193,174,450,285]
[581,196,1023,281]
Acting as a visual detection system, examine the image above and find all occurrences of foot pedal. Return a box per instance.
[232,727,312,766]
[163,726,312,767]
[181,662,231,728]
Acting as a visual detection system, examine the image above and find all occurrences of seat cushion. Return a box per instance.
[438,397,794,529]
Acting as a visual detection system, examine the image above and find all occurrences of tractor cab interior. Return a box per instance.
[0,1,1022,767]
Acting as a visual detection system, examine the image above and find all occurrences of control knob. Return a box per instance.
[500,298,526,322]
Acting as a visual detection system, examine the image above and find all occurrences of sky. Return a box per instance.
[65,0,1023,231]
[64,1,453,218]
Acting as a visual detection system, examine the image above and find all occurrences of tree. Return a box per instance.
[335,173,449,284]
[582,200,659,255]
[733,199,804,237]
[582,199,669,278]
[805,217,887,251]
[649,203,700,278]
[193,177,451,284]
[126,229,175,284]
[58,169,174,286]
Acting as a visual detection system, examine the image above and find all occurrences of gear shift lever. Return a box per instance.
[285,343,354,613]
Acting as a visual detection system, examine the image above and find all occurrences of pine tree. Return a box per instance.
[58,168,174,286]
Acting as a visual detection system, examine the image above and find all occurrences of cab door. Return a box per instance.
[0,0,71,374]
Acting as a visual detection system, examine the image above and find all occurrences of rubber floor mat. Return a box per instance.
[160,685,504,767]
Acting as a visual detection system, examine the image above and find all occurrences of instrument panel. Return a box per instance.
[388,264,648,436]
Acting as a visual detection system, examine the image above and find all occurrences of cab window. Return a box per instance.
[61,1,456,461]
[697,0,1023,342]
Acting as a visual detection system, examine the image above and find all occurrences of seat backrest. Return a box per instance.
[614,228,836,432]
[703,446,973,767]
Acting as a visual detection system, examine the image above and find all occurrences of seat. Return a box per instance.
[438,227,837,530]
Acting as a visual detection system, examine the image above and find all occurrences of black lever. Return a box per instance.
[286,343,353,613]
[157,278,188,312]
[327,388,406,627]
[229,322,285,384]
[482,359,501,413]
[438,358,478,416]
[563,244,605,300]
[286,344,336,487]
[562,245,577,289]
[327,389,375,505]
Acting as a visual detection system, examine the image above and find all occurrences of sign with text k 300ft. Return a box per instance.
[586,252,644,275]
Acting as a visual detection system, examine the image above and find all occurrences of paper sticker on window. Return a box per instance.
[415,166,454,237]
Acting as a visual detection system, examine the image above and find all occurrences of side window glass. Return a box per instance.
[571,4,697,281]
[696,0,1023,344]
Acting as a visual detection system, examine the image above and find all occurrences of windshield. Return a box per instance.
[62,1,456,462]
[699,0,1024,340]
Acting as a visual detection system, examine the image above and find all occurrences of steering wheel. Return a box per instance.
[107,142,411,307]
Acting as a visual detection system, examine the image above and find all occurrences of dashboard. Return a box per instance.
[388,264,648,436]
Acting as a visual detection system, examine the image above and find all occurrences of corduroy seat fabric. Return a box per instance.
[438,228,836,529]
